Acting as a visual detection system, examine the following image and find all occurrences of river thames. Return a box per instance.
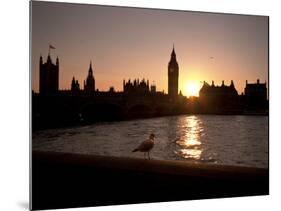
[33,115,268,168]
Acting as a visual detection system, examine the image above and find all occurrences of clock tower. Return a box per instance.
[168,45,179,98]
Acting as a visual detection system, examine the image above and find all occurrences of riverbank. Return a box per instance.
[32,151,269,210]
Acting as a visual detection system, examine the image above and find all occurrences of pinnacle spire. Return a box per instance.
[88,60,93,76]
[171,43,176,58]
[40,54,43,64]
[89,60,93,70]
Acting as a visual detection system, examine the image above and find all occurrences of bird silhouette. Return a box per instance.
[132,133,155,160]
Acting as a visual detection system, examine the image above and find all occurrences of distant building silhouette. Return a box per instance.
[39,54,59,94]
[244,79,267,109]
[109,86,115,93]
[123,78,150,94]
[84,61,95,93]
[71,76,80,92]
[168,46,179,98]
[150,82,156,94]
[199,80,239,113]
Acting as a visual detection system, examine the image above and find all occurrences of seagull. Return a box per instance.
[132,133,155,160]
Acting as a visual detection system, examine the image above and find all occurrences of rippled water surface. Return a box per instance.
[33,115,268,168]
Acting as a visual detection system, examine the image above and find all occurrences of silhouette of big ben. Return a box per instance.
[168,45,179,98]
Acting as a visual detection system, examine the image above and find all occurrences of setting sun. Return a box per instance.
[184,81,201,97]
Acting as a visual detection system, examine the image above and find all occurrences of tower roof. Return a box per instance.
[89,61,93,73]
[169,44,178,68]
[171,44,176,57]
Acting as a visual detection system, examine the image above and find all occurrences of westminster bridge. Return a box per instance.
[32,91,188,129]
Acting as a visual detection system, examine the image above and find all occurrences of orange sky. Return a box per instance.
[31,2,268,97]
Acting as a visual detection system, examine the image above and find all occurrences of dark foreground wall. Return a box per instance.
[32,151,269,210]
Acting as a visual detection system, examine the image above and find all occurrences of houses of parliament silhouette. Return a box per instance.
[33,46,268,129]
[38,46,180,98]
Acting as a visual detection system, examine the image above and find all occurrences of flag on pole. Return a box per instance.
[49,44,56,49]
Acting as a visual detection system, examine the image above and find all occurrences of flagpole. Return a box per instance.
[48,44,56,56]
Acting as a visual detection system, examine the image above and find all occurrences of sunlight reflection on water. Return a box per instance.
[175,116,203,160]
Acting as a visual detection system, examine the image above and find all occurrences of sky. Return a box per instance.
[31,1,268,97]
